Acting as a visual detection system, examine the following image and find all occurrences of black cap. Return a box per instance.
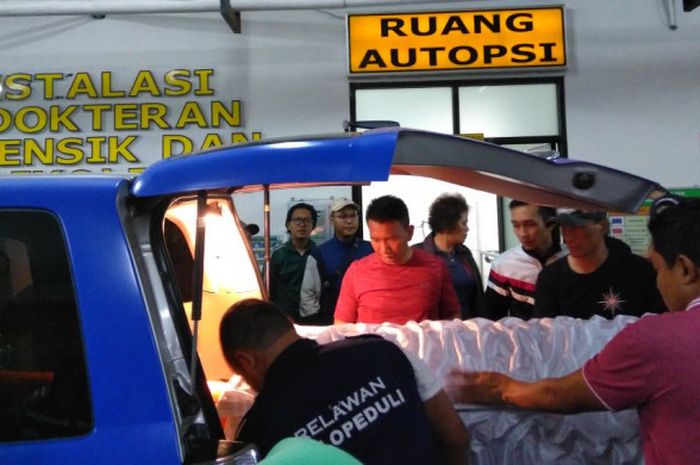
[554,208,607,226]
[242,222,260,236]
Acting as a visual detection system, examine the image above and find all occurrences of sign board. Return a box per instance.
[347,7,566,74]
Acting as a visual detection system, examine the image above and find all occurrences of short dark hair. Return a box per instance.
[509,200,556,224]
[428,193,469,233]
[648,197,700,267]
[509,200,560,245]
[285,202,318,229]
[366,195,409,228]
[219,298,294,369]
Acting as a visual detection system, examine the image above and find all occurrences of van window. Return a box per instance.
[0,210,92,441]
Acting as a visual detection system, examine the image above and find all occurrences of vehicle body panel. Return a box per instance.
[131,129,664,213]
[0,177,181,464]
[131,132,398,197]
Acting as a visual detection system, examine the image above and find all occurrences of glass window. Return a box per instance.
[355,87,453,133]
[0,211,91,441]
[459,84,559,137]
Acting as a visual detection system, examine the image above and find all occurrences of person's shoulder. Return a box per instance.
[412,246,441,263]
[270,245,284,262]
[548,246,569,264]
[411,235,431,252]
[313,237,336,253]
[551,251,568,264]
[325,334,398,354]
[455,242,476,259]
[411,248,449,271]
[611,312,677,349]
[355,239,374,256]
[271,240,291,255]
[342,333,387,345]
[605,236,632,255]
[309,245,323,260]
[490,245,525,267]
[357,238,373,250]
[347,251,377,269]
[612,310,700,366]
[613,250,654,273]
[538,254,567,278]
[619,250,651,265]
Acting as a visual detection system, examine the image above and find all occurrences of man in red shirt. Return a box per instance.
[334,195,460,324]
[447,196,700,465]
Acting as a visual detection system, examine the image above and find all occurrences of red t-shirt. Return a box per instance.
[583,298,700,465]
[333,248,460,324]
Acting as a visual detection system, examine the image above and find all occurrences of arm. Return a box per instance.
[399,346,470,465]
[333,263,358,324]
[462,246,486,318]
[483,277,511,320]
[299,255,321,317]
[424,390,471,465]
[446,368,605,414]
[438,261,461,320]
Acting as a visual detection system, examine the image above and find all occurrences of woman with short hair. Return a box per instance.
[414,193,485,319]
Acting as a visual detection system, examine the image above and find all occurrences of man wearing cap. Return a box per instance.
[299,199,373,325]
[533,208,665,318]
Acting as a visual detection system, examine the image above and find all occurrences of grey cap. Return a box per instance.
[554,208,607,226]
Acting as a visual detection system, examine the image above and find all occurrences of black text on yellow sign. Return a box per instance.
[347,7,566,74]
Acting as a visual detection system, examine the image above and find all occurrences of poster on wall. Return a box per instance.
[609,187,700,255]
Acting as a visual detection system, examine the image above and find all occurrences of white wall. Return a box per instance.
[1,0,699,216]
[562,0,700,187]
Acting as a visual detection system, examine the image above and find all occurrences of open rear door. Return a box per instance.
[132,128,664,213]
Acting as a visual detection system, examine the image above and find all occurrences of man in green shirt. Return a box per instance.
[269,202,317,322]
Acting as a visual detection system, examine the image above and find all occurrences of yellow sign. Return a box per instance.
[461,133,485,141]
[347,7,566,74]
[0,69,263,174]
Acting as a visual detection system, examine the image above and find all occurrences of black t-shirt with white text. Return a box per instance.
[236,336,441,465]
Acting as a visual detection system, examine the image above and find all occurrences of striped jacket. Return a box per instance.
[484,245,567,320]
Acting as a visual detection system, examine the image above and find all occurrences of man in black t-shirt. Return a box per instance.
[534,209,665,318]
[219,299,470,465]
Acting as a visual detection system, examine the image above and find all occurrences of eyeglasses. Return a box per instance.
[290,217,313,225]
[650,194,684,219]
[333,212,359,221]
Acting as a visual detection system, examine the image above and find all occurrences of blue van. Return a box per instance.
[0,128,663,464]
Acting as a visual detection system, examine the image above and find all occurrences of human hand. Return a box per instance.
[444,369,511,406]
